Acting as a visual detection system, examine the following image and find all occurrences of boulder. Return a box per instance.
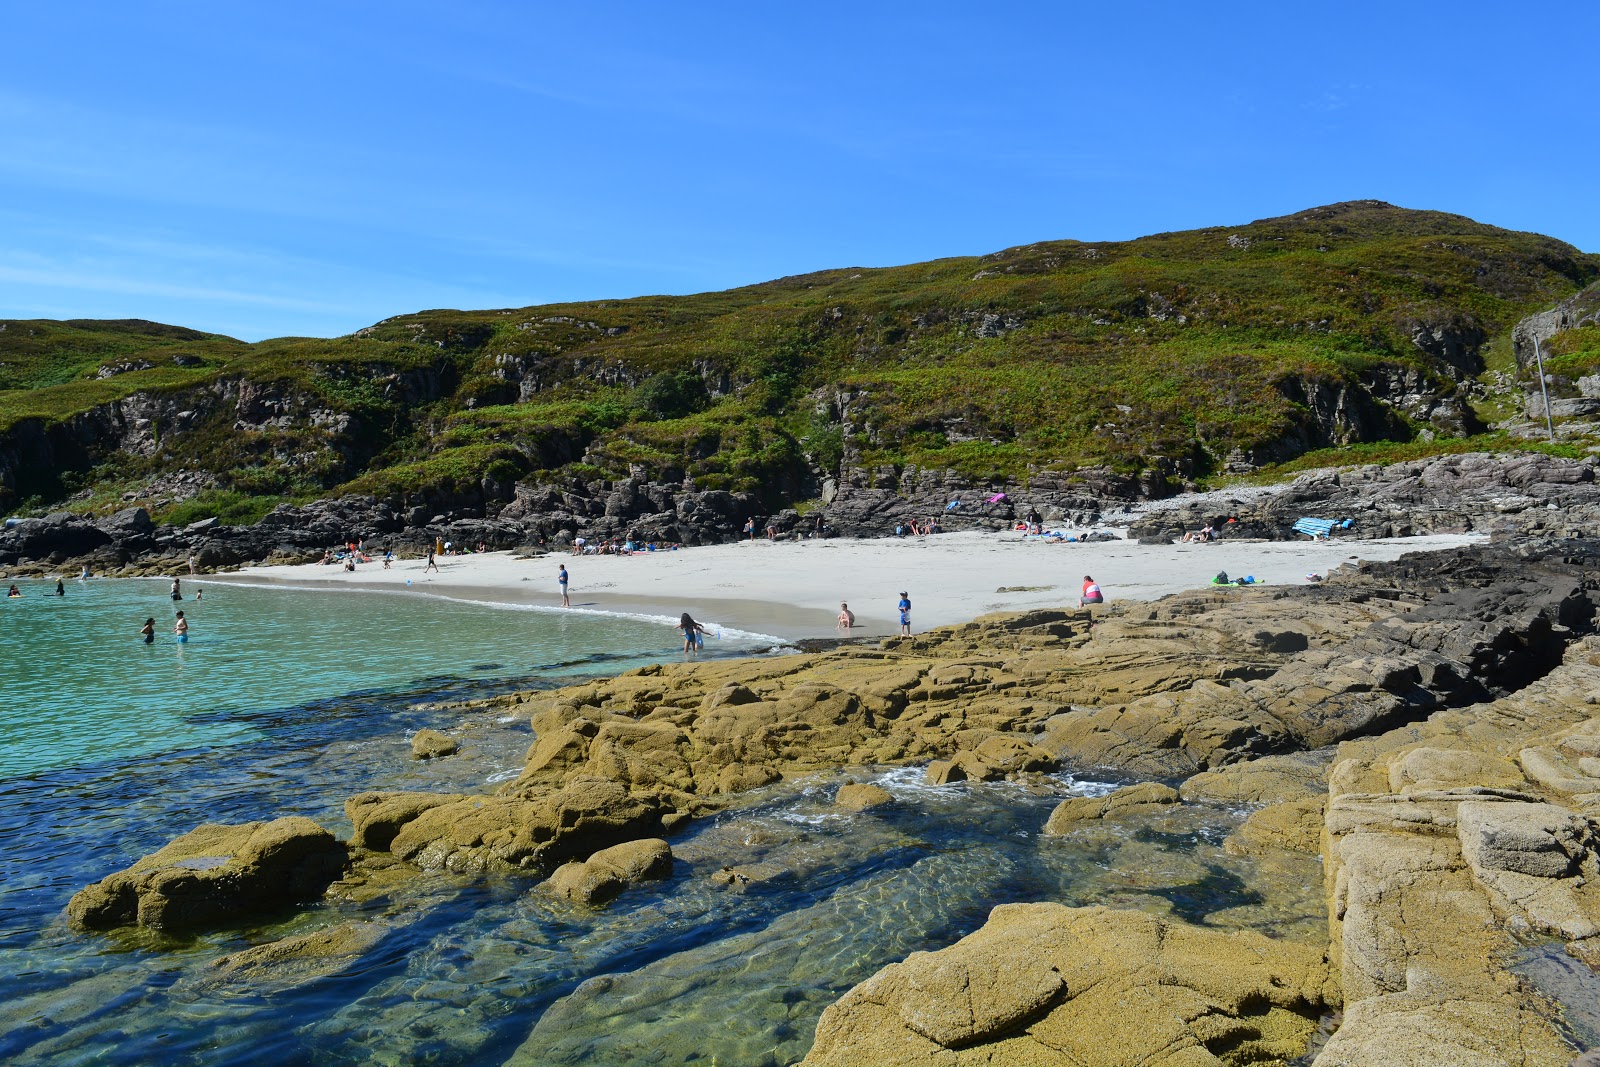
[411,729,458,759]
[835,782,893,811]
[548,838,673,905]
[925,760,966,786]
[1042,782,1179,834]
[66,817,347,931]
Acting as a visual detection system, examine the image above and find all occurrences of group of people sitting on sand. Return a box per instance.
[571,537,683,556]
[894,517,944,537]
[320,541,385,571]
[1181,524,1217,543]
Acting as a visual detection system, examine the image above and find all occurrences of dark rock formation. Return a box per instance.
[1127,450,1600,542]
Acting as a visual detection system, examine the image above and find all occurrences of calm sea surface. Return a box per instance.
[0,578,1327,1066]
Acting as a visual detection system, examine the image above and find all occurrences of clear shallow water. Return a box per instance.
[0,578,771,778]
[0,581,1326,1067]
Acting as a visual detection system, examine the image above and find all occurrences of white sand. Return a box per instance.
[213,530,1484,642]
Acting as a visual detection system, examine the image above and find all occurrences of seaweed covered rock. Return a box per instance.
[801,903,1336,1066]
[66,817,347,931]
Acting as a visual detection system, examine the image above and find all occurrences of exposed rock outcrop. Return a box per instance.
[801,903,1336,1066]
[1127,451,1600,543]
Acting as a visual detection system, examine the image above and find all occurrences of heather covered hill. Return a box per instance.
[2,200,1595,523]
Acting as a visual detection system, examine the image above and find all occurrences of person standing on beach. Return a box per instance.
[897,592,911,636]
[743,517,755,540]
[140,617,156,644]
[188,554,196,575]
[559,564,571,608]
[424,549,439,574]
[1080,575,1104,607]
[174,611,189,643]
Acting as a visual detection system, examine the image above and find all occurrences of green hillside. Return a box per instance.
[2,200,1595,519]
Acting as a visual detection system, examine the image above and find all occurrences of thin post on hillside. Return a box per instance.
[1533,335,1556,441]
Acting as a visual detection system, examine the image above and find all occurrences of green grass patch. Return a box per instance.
[162,490,284,527]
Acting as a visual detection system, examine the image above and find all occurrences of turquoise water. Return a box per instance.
[0,578,769,779]
[0,579,1328,1066]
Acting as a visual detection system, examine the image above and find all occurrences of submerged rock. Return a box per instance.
[66,817,347,931]
[185,920,391,995]
[801,903,1335,1066]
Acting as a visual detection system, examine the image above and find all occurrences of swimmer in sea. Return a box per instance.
[7,583,20,598]
[171,576,182,601]
[54,579,64,596]
[174,611,189,643]
[141,617,156,644]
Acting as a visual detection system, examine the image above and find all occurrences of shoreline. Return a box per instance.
[210,529,1487,642]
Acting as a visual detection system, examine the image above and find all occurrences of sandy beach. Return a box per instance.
[214,530,1485,642]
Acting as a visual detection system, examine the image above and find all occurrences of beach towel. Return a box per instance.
[1292,517,1337,539]
[946,500,962,511]
[987,493,1007,503]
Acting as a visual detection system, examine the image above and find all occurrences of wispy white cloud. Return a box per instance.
[0,263,351,313]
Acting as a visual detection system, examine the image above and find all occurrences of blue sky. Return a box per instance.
[2,2,1596,341]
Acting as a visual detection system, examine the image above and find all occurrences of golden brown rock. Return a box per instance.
[66,817,347,931]
[834,782,893,811]
[410,729,458,759]
[548,838,673,905]
[1042,782,1179,834]
[802,903,1335,1067]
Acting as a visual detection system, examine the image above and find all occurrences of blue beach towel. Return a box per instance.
[1292,517,1336,539]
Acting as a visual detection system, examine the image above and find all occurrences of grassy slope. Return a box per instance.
[3,201,1596,518]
